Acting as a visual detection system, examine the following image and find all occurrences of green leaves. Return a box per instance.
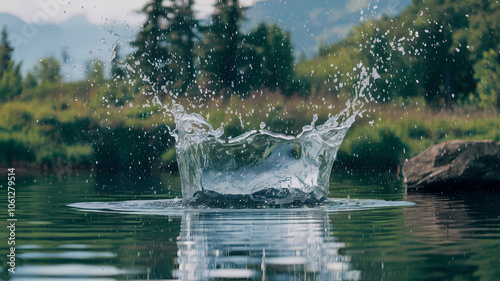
[473,49,500,109]
[0,61,22,100]
[0,27,21,100]
[33,57,61,85]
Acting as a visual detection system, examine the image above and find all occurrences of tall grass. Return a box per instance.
[2,83,499,173]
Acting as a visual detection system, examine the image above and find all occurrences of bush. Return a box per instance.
[336,124,408,171]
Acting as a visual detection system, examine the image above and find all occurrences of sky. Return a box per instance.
[0,0,261,25]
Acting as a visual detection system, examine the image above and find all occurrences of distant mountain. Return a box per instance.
[0,0,410,81]
[0,13,139,81]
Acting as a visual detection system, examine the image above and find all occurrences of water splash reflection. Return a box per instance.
[174,210,360,281]
[68,198,413,280]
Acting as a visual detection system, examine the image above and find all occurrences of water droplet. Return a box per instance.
[259,122,266,130]
[311,114,318,126]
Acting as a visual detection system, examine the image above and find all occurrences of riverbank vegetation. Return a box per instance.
[1,0,499,178]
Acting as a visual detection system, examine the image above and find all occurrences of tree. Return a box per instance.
[0,27,22,100]
[87,59,106,85]
[394,0,473,108]
[473,49,500,109]
[0,27,14,77]
[202,0,247,97]
[263,25,295,93]
[165,0,201,94]
[241,23,267,90]
[453,0,500,62]
[130,0,171,90]
[245,23,295,93]
[23,72,38,89]
[0,61,22,100]
[33,57,61,84]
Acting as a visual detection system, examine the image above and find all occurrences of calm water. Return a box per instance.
[1,172,499,280]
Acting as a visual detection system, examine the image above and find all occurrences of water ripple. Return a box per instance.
[68,198,414,216]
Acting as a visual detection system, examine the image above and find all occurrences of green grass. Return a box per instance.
[2,81,499,174]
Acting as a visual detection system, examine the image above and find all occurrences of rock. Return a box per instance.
[403,140,500,190]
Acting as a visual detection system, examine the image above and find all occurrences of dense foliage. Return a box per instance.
[297,0,500,109]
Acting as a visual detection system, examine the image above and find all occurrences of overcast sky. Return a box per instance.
[0,0,404,81]
[0,0,261,26]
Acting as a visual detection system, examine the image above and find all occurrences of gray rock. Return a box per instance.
[403,140,500,189]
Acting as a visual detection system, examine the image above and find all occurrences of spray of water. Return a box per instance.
[151,63,377,206]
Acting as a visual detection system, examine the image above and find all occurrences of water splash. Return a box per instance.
[67,198,414,215]
[153,63,377,206]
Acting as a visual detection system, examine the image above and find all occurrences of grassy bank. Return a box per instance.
[2,84,498,178]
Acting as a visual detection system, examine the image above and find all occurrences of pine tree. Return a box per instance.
[23,72,37,89]
[0,27,22,100]
[0,61,22,100]
[242,23,267,90]
[0,27,14,77]
[130,0,171,90]
[165,0,201,94]
[403,0,473,108]
[245,23,295,93]
[202,0,246,97]
[264,25,294,92]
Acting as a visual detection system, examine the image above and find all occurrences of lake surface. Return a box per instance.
[1,171,499,280]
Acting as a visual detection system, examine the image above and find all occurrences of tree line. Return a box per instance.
[300,0,500,110]
[1,0,499,110]
[121,0,295,98]
[1,0,295,102]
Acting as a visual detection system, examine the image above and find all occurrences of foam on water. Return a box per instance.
[68,198,414,216]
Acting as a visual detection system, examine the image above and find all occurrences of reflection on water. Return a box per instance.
[402,190,500,280]
[175,210,360,281]
[2,174,499,280]
[71,196,410,280]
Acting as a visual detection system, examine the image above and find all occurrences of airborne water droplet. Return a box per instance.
[260,122,266,130]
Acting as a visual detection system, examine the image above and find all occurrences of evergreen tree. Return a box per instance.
[23,72,38,89]
[0,27,22,100]
[245,23,295,93]
[0,61,22,100]
[130,0,171,90]
[165,0,202,94]
[298,50,307,63]
[0,27,14,77]
[264,25,294,93]
[242,23,267,90]
[202,0,246,97]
